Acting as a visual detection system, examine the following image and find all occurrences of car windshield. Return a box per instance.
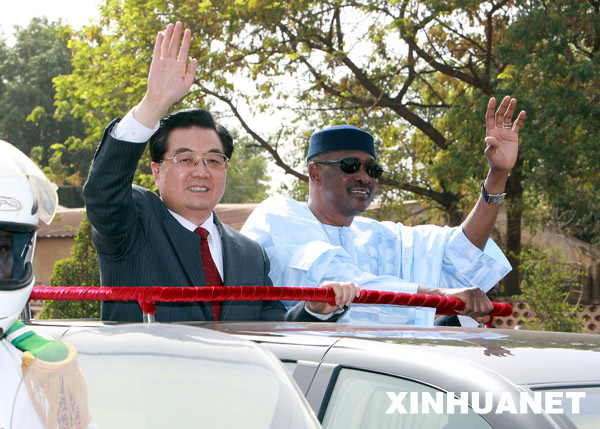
[13,324,320,428]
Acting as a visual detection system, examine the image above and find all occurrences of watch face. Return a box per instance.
[487,194,505,204]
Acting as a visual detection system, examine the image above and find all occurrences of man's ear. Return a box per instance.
[150,162,161,186]
[308,162,320,183]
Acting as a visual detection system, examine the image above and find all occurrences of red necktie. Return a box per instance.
[194,227,222,321]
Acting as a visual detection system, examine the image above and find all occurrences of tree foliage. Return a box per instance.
[501,0,600,246]
[38,216,101,319]
[221,135,270,203]
[53,0,600,295]
[517,246,583,333]
[0,18,89,202]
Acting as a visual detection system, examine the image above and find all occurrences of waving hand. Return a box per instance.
[484,96,526,172]
[135,22,197,128]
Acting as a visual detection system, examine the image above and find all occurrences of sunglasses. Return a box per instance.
[311,157,384,179]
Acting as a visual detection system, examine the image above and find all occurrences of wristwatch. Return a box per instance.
[480,181,506,204]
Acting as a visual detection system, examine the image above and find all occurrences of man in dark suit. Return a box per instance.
[84,22,359,322]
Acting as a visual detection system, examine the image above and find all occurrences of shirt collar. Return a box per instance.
[168,210,216,236]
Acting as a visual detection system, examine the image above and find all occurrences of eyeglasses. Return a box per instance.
[161,152,229,171]
[310,157,384,179]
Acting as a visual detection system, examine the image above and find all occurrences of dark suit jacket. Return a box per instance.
[84,119,328,322]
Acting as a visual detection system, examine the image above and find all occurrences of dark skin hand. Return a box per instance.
[418,286,494,318]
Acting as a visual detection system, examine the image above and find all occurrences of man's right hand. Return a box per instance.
[442,287,494,318]
[419,285,494,318]
[134,22,197,129]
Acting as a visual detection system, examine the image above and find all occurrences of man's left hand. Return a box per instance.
[305,281,361,315]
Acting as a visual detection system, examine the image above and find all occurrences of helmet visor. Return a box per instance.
[0,231,12,280]
[0,230,34,288]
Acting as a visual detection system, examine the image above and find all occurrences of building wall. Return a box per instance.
[33,237,76,285]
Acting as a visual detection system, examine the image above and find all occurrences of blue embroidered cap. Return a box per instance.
[307,125,375,161]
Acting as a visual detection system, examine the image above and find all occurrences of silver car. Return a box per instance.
[26,320,600,428]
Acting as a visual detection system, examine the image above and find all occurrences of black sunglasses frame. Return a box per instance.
[311,157,384,179]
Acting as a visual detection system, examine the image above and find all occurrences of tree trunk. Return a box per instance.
[447,205,463,228]
[504,163,523,296]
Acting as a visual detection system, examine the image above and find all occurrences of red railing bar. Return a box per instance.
[30,286,513,317]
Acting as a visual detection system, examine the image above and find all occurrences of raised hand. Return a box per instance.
[135,22,197,128]
[461,96,526,249]
[484,96,526,172]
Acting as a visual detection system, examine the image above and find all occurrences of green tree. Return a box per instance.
[0,17,90,206]
[54,0,600,296]
[517,246,583,332]
[38,216,101,319]
[222,134,270,203]
[500,0,600,247]
[0,38,8,94]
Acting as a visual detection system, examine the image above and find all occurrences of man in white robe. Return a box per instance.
[242,96,526,325]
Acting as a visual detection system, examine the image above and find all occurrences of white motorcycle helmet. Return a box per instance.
[0,140,58,336]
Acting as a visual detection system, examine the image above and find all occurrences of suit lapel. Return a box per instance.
[215,213,243,284]
[162,217,205,285]
[214,213,244,320]
[154,198,213,319]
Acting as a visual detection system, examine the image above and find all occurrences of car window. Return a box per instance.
[539,386,600,429]
[322,368,492,429]
[281,360,298,374]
